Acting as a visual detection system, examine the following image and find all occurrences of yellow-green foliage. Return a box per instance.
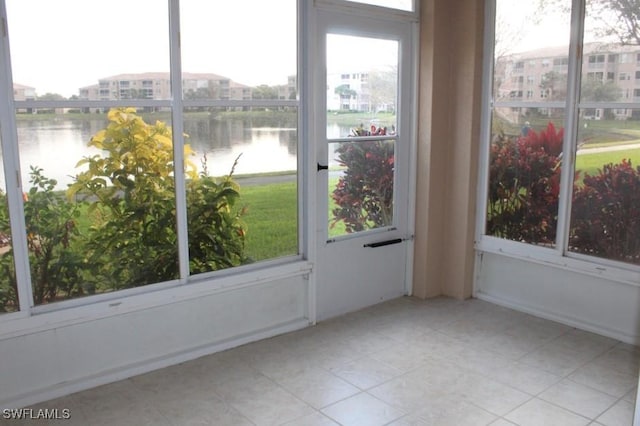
[68,108,247,290]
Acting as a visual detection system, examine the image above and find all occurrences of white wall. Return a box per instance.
[0,273,310,409]
[475,251,640,345]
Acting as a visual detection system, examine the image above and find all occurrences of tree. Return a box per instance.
[251,85,279,100]
[588,0,640,45]
[37,92,66,101]
[539,71,567,101]
[368,69,397,113]
[184,87,214,100]
[334,84,357,110]
[580,79,622,102]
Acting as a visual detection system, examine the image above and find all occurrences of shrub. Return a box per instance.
[68,108,247,290]
[570,159,640,264]
[487,122,563,244]
[187,155,247,274]
[331,124,394,233]
[0,168,83,309]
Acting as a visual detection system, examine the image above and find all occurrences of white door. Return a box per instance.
[314,9,415,320]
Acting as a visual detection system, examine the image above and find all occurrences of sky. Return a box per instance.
[496,0,572,54]
[496,0,618,55]
[5,0,298,97]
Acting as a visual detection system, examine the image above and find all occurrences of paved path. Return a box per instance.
[235,170,344,186]
[578,142,640,155]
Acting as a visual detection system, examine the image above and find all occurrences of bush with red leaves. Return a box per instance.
[331,125,394,233]
[487,122,563,244]
[570,159,640,264]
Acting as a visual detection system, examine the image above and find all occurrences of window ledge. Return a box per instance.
[0,260,313,341]
[475,237,640,287]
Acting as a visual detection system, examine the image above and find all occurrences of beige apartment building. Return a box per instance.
[498,42,640,120]
[78,72,253,112]
[12,83,36,102]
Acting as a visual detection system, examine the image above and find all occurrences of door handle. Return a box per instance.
[317,163,328,172]
[363,238,403,248]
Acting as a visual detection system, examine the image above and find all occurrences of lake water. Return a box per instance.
[0,115,311,191]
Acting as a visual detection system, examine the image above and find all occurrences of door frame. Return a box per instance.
[308,3,419,321]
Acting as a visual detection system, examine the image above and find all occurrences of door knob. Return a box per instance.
[317,163,329,172]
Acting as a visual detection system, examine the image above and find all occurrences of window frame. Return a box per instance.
[475,0,640,286]
[0,0,311,324]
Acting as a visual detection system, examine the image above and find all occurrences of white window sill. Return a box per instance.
[475,236,640,287]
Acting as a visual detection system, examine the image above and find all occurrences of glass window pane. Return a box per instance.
[6,0,169,100]
[329,140,395,237]
[569,109,640,265]
[181,0,297,100]
[567,1,640,266]
[186,108,298,275]
[493,0,571,102]
[327,34,398,138]
[0,137,19,313]
[486,108,565,246]
[17,108,179,306]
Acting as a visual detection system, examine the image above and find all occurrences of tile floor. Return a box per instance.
[14,297,640,425]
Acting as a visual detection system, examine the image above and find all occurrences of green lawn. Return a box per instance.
[576,147,640,177]
[239,181,298,261]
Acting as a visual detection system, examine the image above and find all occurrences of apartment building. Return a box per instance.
[12,83,35,102]
[498,42,640,120]
[326,71,371,111]
[78,72,252,112]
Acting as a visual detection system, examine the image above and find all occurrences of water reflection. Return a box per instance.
[1,114,302,190]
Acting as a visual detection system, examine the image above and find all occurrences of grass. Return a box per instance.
[327,111,396,128]
[239,181,298,261]
[576,147,640,177]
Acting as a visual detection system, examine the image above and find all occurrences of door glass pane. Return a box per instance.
[326,34,398,138]
[326,34,398,237]
[486,108,565,246]
[493,0,571,103]
[0,138,18,313]
[329,140,395,237]
[568,0,640,265]
[6,0,169,100]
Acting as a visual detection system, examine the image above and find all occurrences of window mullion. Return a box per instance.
[168,0,189,282]
[555,0,586,254]
[0,1,34,314]
[475,0,497,243]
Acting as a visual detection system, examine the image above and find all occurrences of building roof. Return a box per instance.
[508,42,640,61]
[96,72,235,82]
[13,83,35,90]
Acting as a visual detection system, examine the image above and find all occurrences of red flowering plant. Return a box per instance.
[570,159,640,264]
[331,124,395,233]
[487,122,563,244]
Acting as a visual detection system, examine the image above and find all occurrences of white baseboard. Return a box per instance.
[476,291,640,346]
[3,318,310,409]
